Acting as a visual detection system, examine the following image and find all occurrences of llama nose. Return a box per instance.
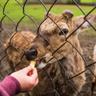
[25,48,38,60]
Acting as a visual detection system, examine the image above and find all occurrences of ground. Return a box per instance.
[78,25,96,96]
[79,26,96,64]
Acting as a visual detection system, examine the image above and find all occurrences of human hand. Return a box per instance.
[11,65,39,91]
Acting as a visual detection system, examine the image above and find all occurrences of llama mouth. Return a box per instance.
[36,58,47,69]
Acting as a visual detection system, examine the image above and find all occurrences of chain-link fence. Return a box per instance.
[0,0,96,96]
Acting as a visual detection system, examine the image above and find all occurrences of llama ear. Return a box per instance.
[62,10,73,20]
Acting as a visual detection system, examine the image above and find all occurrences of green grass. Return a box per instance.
[0,0,96,24]
[81,0,96,3]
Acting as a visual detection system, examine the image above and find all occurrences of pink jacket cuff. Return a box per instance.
[0,76,20,95]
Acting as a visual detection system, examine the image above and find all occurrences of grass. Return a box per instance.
[0,0,96,24]
[81,0,96,3]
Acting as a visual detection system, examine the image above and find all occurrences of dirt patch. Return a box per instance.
[78,27,96,96]
[79,27,96,64]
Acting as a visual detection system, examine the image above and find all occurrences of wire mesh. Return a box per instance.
[0,0,96,96]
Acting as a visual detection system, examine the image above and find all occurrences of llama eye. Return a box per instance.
[59,28,68,35]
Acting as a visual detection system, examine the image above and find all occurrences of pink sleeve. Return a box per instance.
[0,76,20,96]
